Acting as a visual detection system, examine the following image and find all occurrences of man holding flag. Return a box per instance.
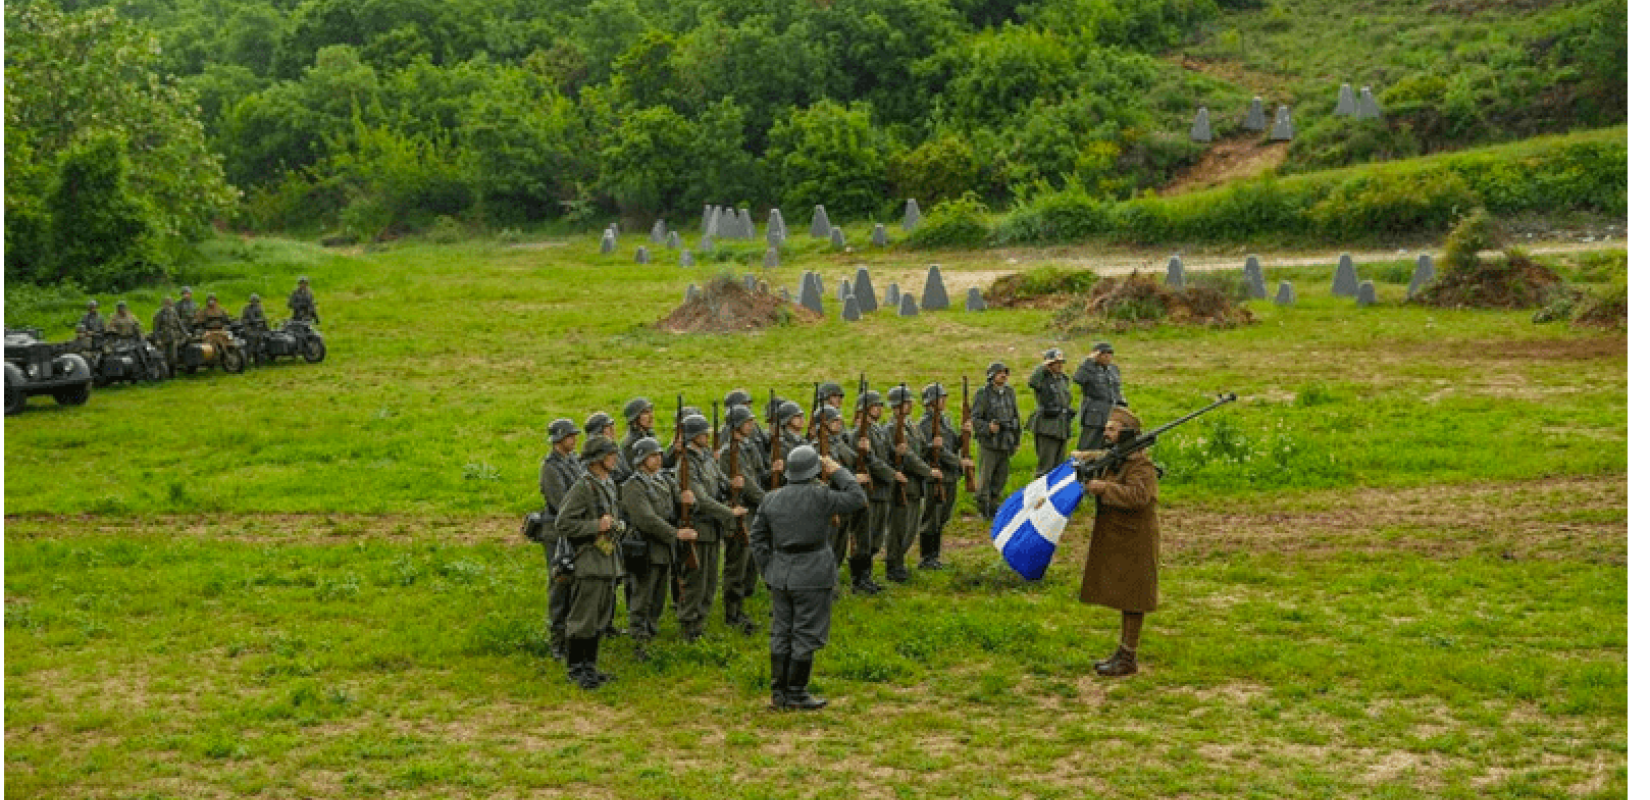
[1078,406,1160,677]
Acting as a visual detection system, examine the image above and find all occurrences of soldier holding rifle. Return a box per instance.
[848,388,895,594]
[539,418,582,662]
[970,362,1020,520]
[719,404,766,635]
[675,413,742,642]
[552,436,626,690]
[1028,349,1073,475]
[881,384,936,584]
[916,383,970,570]
[619,437,689,661]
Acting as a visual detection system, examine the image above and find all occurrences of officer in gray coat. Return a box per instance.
[750,445,868,710]
[1027,349,1073,475]
[552,435,626,689]
[1072,342,1127,451]
[539,418,582,661]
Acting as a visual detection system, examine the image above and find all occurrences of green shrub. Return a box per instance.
[887,135,983,208]
[1305,169,1479,240]
[995,184,1111,244]
[905,194,993,248]
[1441,208,1503,273]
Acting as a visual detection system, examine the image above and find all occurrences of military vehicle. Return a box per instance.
[4,328,93,415]
[246,318,325,365]
[88,332,169,386]
[174,326,248,374]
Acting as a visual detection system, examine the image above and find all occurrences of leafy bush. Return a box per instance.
[887,134,983,208]
[1305,169,1479,240]
[1441,208,1503,273]
[904,194,993,248]
[995,184,1111,244]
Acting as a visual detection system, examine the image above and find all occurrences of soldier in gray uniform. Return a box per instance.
[581,410,621,636]
[675,413,742,641]
[719,389,753,444]
[718,404,766,634]
[106,301,142,340]
[618,397,655,486]
[152,296,188,371]
[916,383,970,570]
[175,287,197,329]
[817,382,846,412]
[620,437,692,660]
[750,445,868,710]
[815,406,870,575]
[1072,342,1127,451]
[882,384,937,584]
[288,276,319,323]
[539,419,582,661]
[971,362,1021,519]
[78,301,105,334]
[1027,349,1073,475]
[849,390,896,594]
[552,435,626,689]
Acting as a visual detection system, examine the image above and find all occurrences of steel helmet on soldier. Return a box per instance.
[785,445,822,482]
[547,418,578,443]
[986,361,1009,379]
[814,406,842,424]
[886,385,913,405]
[921,382,947,404]
[584,412,615,436]
[724,389,752,408]
[679,413,711,440]
[857,390,883,410]
[631,437,663,467]
[623,397,653,424]
[581,435,619,463]
[818,382,845,402]
[726,404,755,429]
[777,401,804,425]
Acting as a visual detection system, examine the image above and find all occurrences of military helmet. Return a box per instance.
[630,437,663,467]
[886,385,914,405]
[581,434,619,463]
[818,382,845,401]
[181,286,193,295]
[681,405,702,419]
[87,300,98,309]
[1043,348,1065,362]
[1092,341,1114,354]
[815,406,843,424]
[297,276,310,284]
[726,404,755,429]
[857,390,883,410]
[116,300,128,310]
[622,397,653,424]
[724,389,752,408]
[249,294,261,303]
[921,382,947,404]
[584,411,615,436]
[777,400,804,425]
[784,445,822,482]
[765,396,787,420]
[986,361,1009,379]
[547,418,579,443]
[679,413,711,440]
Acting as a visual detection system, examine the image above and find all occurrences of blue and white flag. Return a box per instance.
[990,459,1086,581]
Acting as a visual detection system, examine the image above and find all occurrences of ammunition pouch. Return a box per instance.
[550,537,577,582]
[619,535,650,575]
[521,511,547,542]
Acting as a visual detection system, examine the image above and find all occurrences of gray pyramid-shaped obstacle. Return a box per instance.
[841,294,862,322]
[797,272,813,300]
[1166,254,1186,290]
[699,234,715,253]
[1191,107,1213,143]
[1243,97,1267,131]
[1356,280,1377,306]
[650,219,667,243]
[830,226,847,249]
[679,250,695,267]
[763,247,780,268]
[1269,106,1295,141]
[766,209,786,247]
[798,274,824,315]
[1356,86,1382,120]
[702,205,714,235]
[1243,255,1267,298]
[685,283,700,302]
[744,273,757,291]
[885,282,901,308]
[872,224,888,247]
[600,228,616,254]
[635,246,650,264]
[721,207,744,239]
[1408,254,1436,298]
[667,231,681,249]
[1332,253,1359,297]
[921,265,950,310]
[853,267,878,312]
[966,287,987,312]
[704,205,721,236]
[810,272,825,298]
[837,278,851,301]
[810,205,832,237]
[899,292,920,317]
[1274,281,1296,306]
[1334,83,1356,116]
[903,199,922,231]
[737,208,756,239]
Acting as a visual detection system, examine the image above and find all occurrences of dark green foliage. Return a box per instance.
[903,195,992,249]
[1440,209,1503,273]
[1305,170,1479,240]
[995,184,1111,245]
[887,135,982,208]
[47,133,163,289]
[766,101,892,221]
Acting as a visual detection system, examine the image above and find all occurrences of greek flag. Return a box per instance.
[990,460,1086,581]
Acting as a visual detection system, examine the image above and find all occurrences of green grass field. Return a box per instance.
[4,232,1626,798]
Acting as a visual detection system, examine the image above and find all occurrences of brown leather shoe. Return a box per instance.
[1094,647,1137,677]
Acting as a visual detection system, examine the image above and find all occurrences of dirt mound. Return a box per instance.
[982,267,1098,309]
[1161,137,1291,196]
[1060,271,1255,332]
[657,275,820,333]
[1413,254,1564,309]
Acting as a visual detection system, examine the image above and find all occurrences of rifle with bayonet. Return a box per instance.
[675,395,700,571]
[768,389,784,490]
[928,384,944,501]
[961,376,977,493]
[1073,393,1238,480]
[892,381,908,508]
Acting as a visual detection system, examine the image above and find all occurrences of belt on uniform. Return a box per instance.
[778,542,829,554]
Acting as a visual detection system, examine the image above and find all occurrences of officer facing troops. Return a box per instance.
[1072,342,1127,451]
[552,435,626,690]
[881,384,937,584]
[848,390,895,594]
[539,418,582,661]
[916,383,970,570]
[1027,349,1073,475]
[971,362,1021,520]
[676,413,743,641]
[750,445,868,710]
[719,404,766,635]
[619,437,690,660]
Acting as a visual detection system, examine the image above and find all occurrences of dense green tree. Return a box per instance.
[47,133,163,289]
[219,45,382,187]
[765,100,892,220]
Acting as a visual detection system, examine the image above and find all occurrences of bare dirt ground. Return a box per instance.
[1161,137,1292,196]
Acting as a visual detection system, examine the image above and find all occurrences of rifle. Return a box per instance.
[892,382,908,507]
[961,376,977,493]
[675,396,700,571]
[712,402,721,453]
[853,373,870,483]
[1074,393,1238,480]
[807,381,821,455]
[813,381,829,455]
[928,385,944,501]
[727,402,748,545]
[768,389,783,490]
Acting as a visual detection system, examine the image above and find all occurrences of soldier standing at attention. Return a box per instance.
[152,296,188,370]
[676,413,742,641]
[106,301,142,340]
[881,384,937,584]
[175,287,197,328]
[619,437,691,661]
[971,362,1021,520]
[1078,407,1161,677]
[916,383,970,570]
[79,300,105,334]
[288,276,319,323]
[1027,349,1073,476]
[718,404,766,635]
[618,398,655,485]
[552,435,625,689]
[848,391,895,594]
[540,419,582,661]
[817,382,846,413]
[1072,342,1127,451]
[750,445,868,710]
[720,389,753,444]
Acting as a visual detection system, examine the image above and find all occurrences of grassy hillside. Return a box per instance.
[4,236,1626,798]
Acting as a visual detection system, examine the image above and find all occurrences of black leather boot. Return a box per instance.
[770,652,791,710]
[587,637,614,686]
[787,657,828,710]
[1093,646,1137,677]
[567,639,600,690]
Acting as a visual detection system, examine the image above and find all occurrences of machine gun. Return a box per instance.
[960,377,977,493]
[1073,393,1238,480]
[675,396,700,571]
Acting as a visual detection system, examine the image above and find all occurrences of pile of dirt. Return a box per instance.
[982,267,1098,309]
[1413,254,1565,309]
[657,275,820,333]
[1065,271,1255,331]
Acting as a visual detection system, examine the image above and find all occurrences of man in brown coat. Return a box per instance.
[1077,406,1160,677]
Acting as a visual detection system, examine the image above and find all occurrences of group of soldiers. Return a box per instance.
[74,278,320,371]
[533,343,1133,699]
